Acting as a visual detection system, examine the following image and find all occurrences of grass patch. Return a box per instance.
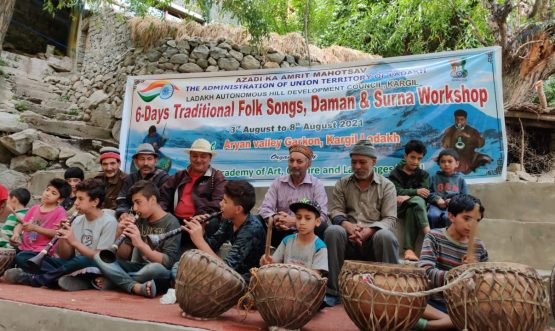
[68,108,79,116]
[15,100,29,112]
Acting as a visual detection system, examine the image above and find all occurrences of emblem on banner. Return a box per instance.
[448,58,468,79]
[138,80,179,102]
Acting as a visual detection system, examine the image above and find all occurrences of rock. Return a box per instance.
[0,144,13,164]
[163,48,179,58]
[84,90,109,109]
[166,40,177,48]
[21,112,112,140]
[286,55,296,64]
[217,42,232,50]
[537,175,555,183]
[263,62,280,69]
[66,152,99,171]
[298,58,310,66]
[267,52,285,63]
[113,105,123,119]
[516,170,537,182]
[0,129,39,155]
[90,107,114,129]
[196,58,208,69]
[176,40,190,51]
[205,65,219,72]
[169,54,189,64]
[32,140,60,161]
[241,55,260,69]
[209,47,228,59]
[280,62,290,68]
[0,169,29,191]
[208,57,217,66]
[178,63,203,73]
[10,155,48,173]
[59,147,77,160]
[191,45,210,60]
[112,120,122,142]
[229,50,243,61]
[507,163,523,172]
[0,112,29,133]
[146,49,162,62]
[26,58,54,78]
[239,45,252,55]
[47,56,72,72]
[218,57,240,71]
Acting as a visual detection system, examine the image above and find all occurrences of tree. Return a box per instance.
[0,0,16,55]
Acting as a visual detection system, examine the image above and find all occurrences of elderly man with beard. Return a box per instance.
[258,144,328,248]
[115,143,169,220]
[95,147,128,211]
[160,138,226,238]
[323,140,399,306]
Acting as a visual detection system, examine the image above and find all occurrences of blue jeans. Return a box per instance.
[171,261,179,281]
[427,205,450,229]
[93,253,171,293]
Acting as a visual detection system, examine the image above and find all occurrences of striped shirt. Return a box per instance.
[418,228,488,302]
[0,208,28,248]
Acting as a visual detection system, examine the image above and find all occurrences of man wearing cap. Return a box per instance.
[115,143,169,219]
[95,147,128,210]
[160,138,226,236]
[324,139,399,306]
[258,144,328,247]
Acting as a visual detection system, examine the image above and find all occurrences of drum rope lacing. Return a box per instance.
[360,269,476,331]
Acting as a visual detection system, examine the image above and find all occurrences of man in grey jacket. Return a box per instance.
[324,139,399,306]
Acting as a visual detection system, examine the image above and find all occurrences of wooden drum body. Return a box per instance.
[252,264,326,330]
[175,249,247,319]
[444,262,549,331]
[339,261,428,331]
[0,248,15,276]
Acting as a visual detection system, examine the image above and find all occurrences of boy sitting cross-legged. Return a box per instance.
[415,193,488,330]
[4,179,118,290]
[93,180,181,298]
[5,178,71,278]
[260,198,328,275]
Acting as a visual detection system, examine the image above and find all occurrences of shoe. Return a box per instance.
[4,268,32,285]
[58,275,92,291]
[321,294,340,308]
[160,288,176,304]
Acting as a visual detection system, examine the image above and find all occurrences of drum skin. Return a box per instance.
[175,249,247,319]
[444,262,549,331]
[252,263,326,330]
[339,261,428,331]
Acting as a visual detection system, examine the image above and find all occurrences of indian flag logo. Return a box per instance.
[138,81,179,102]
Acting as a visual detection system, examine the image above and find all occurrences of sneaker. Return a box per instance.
[321,294,340,308]
[160,288,176,304]
[3,268,32,285]
[58,275,92,291]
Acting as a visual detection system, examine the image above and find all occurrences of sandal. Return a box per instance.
[139,280,157,298]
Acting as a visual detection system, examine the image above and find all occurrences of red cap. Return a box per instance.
[0,184,8,202]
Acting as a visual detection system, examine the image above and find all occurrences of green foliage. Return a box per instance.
[15,100,29,112]
[0,58,6,67]
[533,75,555,107]
[43,0,173,17]
[318,0,494,57]
[68,107,80,116]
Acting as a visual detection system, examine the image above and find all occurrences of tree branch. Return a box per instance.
[512,39,544,57]
[465,15,490,46]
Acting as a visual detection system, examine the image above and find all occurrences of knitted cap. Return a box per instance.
[289,144,313,161]
[350,139,377,159]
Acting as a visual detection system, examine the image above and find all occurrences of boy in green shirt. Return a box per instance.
[0,188,30,249]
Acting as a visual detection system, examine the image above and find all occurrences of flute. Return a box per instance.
[98,210,140,263]
[146,211,222,248]
[24,211,80,272]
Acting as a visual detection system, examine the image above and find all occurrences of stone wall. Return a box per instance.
[63,12,318,142]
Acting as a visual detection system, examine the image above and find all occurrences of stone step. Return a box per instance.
[27,103,69,118]
[20,111,112,140]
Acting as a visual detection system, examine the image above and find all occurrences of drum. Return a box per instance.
[339,261,428,331]
[175,249,247,319]
[0,248,15,276]
[252,264,326,330]
[444,262,549,331]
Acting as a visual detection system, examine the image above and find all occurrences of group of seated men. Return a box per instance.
[0,137,484,330]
